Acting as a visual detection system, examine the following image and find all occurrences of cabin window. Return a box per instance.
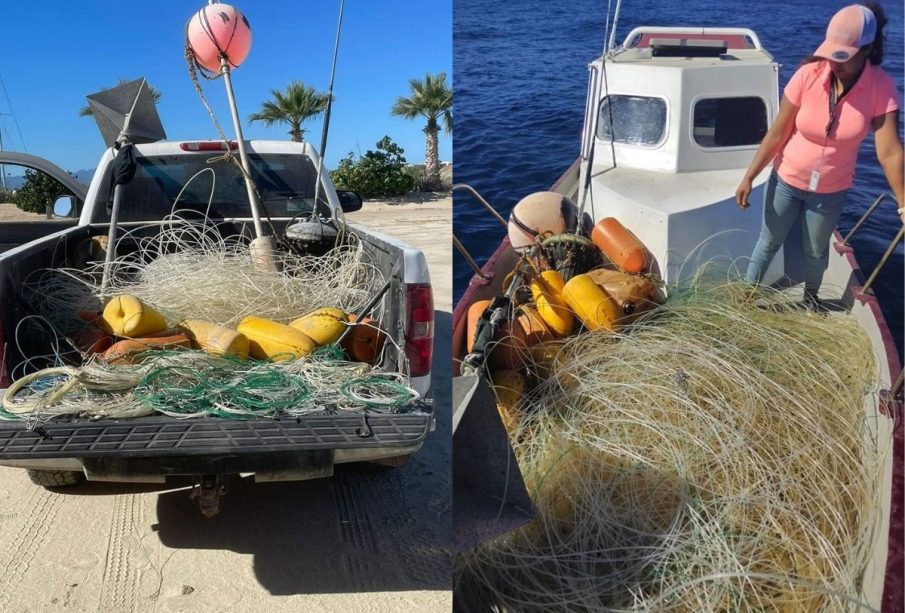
[693,97,767,147]
[596,95,667,145]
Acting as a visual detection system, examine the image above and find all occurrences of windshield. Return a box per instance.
[92,153,321,222]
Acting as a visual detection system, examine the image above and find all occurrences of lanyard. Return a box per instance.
[826,75,838,138]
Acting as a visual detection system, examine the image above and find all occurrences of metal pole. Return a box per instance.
[101,183,123,291]
[842,192,890,245]
[576,47,610,228]
[452,183,508,228]
[453,234,490,280]
[334,277,392,345]
[860,225,904,294]
[314,0,346,217]
[220,58,265,238]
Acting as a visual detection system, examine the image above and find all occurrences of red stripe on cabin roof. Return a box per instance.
[635,33,753,49]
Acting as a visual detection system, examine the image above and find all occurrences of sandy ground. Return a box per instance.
[347,194,452,311]
[0,203,45,220]
[0,194,452,612]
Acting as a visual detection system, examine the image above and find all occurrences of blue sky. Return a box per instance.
[0,1,452,174]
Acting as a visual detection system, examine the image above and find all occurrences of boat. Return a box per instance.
[452,24,903,611]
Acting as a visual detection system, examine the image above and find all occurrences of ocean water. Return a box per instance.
[453,0,904,358]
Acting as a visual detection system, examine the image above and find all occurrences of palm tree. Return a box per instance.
[79,79,161,117]
[391,72,452,191]
[248,81,330,143]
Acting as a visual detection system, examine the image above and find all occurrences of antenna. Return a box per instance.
[0,73,27,152]
[314,0,346,216]
[576,0,619,229]
[0,70,28,192]
[0,119,6,190]
[607,0,624,52]
[319,0,345,160]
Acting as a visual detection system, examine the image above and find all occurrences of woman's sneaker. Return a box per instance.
[803,290,824,313]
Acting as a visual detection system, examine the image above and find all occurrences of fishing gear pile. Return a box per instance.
[457,192,882,610]
[3,215,416,423]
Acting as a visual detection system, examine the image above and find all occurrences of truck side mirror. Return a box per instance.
[337,190,362,213]
[53,195,75,218]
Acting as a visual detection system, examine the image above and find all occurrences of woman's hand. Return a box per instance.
[736,178,753,209]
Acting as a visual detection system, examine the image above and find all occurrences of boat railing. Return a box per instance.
[452,184,507,229]
[621,27,763,51]
[453,234,489,281]
[839,192,905,295]
[452,183,508,284]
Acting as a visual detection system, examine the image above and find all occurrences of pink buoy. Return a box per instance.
[186,4,252,72]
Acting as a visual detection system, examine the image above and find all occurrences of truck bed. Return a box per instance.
[0,217,432,472]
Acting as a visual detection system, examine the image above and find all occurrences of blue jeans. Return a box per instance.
[745,173,847,294]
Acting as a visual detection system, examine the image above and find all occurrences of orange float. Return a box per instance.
[104,331,191,364]
[514,305,555,347]
[488,319,528,372]
[466,299,492,353]
[342,314,387,363]
[584,268,659,324]
[72,327,114,355]
[591,217,649,274]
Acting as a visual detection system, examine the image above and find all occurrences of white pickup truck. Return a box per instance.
[0,140,434,514]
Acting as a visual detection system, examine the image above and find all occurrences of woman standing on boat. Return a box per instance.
[736,3,903,305]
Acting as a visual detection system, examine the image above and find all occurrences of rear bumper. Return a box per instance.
[0,405,431,479]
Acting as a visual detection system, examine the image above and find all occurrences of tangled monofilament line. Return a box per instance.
[1,348,420,423]
[22,215,386,329]
[457,281,884,612]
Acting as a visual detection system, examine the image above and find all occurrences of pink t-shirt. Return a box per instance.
[773,61,900,193]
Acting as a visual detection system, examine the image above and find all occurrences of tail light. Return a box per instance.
[405,283,433,377]
[179,141,238,151]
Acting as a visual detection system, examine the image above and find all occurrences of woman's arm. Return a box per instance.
[735,97,800,209]
[872,109,904,223]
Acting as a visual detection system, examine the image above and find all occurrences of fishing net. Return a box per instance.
[457,280,885,612]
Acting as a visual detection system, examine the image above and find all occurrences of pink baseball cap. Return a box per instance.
[814,5,877,62]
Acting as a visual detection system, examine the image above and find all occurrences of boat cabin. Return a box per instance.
[578,28,783,283]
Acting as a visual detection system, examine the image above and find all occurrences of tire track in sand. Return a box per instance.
[333,473,378,554]
[98,493,142,612]
[0,485,65,610]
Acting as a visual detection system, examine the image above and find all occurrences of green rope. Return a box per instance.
[313,344,347,361]
[134,359,311,419]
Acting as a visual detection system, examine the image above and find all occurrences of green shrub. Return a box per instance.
[330,136,414,198]
[12,169,73,214]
